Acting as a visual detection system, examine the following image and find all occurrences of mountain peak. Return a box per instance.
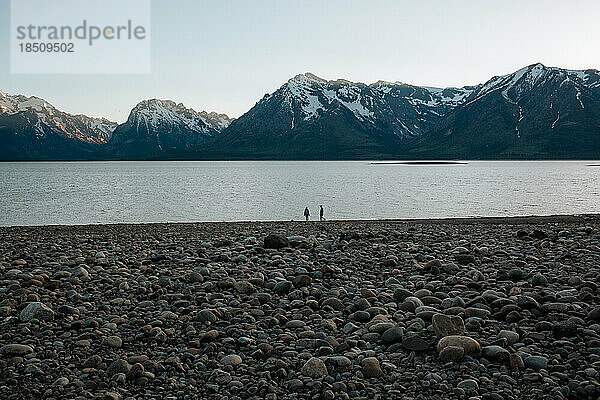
[133,98,180,110]
[126,98,232,137]
[371,80,408,87]
[289,73,327,84]
[131,99,232,121]
[0,91,116,145]
[0,92,53,115]
[528,62,547,69]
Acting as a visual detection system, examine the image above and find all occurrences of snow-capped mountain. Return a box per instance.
[199,64,600,159]
[2,63,600,160]
[474,63,600,102]
[0,91,116,144]
[125,99,232,136]
[198,72,479,159]
[108,99,233,158]
[412,63,600,159]
[272,72,477,138]
[0,91,118,160]
[0,93,233,160]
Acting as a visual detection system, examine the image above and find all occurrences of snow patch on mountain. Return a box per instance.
[411,87,476,108]
[284,74,377,121]
[284,74,326,119]
[471,63,600,106]
[0,93,51,115]
[323,86,374,121]
[551,112,560,129]
[576,88,585,109]
[282,73,479,128]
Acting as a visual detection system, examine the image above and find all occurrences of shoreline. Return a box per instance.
[1,213,600,230]
[370,161,468,165]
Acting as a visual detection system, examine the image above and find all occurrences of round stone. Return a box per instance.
[432,313,465,338]
[188,271,204,283]
[221,354,243,366]
[233,280,255,294]
[382,327,403,344]
[457,379,479,391]
[361,357,383,378]
[107,359,131,376]
[197,309,218,323]
[464,307,491,319]
[508,268,524,281]
[272,280,293,294]
[0,344,33,356]
[481,345,510,361]
[587,306,600,321]
[439,345,464,362]
[214,369,232,385]
[293,274,312,287]
[510,353,525,370]
[82,355,102,368]
[200,330,219,342]
[264,233,289,249]
[301,357,327,378]
[400,297,423,312]
[354,310,371,322]
[53,377,69,386]
[328,356,352,373]
[127,363,145,379]
[437,335,481,356]
[393,288,413,302]
[103,336,123,348]
[498,330,520,345]
[524,355,548,371]
[20,302,54,322]
[321,298,344,310]
[531,272,548,286]
[285,319,306,329]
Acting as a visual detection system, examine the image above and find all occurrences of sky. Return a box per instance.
[1,0,600,122]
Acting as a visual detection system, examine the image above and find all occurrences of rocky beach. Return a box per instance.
[1,215,600,399]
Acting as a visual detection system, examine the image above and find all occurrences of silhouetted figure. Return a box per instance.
[320,205,324,221]
[304,207,310,221]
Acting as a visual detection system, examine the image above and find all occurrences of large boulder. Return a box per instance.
[0,344,33,356]
[438,345,464,362]
[524,355,548,371]
[432,314,465,338]
[264,233,289,249]
[437,335,481,356]
[20,302,54,322]
[481,345,510,361]
[301,357,327,378]
[361,357,383,378]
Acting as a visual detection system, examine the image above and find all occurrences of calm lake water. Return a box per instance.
[0,161,599,226]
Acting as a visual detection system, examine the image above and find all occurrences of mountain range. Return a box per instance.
[1,63,599,161]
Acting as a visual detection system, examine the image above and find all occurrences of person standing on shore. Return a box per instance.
[304,207,310,221]
[320,205,324,221]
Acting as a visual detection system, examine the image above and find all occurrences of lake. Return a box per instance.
[0,161,599,226]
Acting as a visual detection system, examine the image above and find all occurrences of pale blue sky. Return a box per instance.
[1,0,599,122]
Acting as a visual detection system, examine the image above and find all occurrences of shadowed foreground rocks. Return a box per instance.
[1,215,600,399]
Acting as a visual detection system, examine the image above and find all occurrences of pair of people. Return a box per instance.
[304,205,324,221]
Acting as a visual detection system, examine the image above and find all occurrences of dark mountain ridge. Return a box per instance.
[1,63,599,160]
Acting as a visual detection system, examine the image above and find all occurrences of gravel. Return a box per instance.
[0,215,600,399]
